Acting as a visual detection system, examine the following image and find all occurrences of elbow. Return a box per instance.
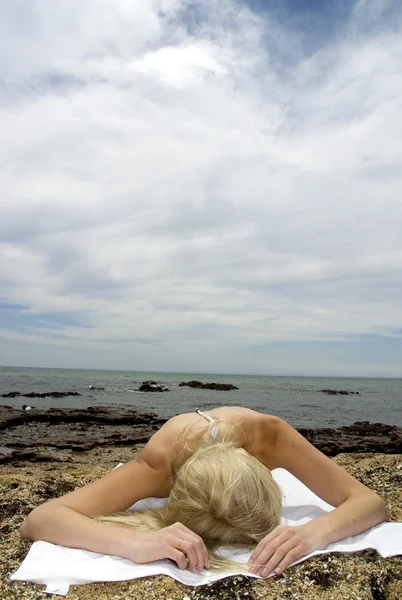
[378,496,389,523]
[20,514,32,539]
[366,491,389,524]
[19,508,38,540]
[19,504,49,540]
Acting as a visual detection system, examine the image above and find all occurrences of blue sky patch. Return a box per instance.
[0,303,92,333]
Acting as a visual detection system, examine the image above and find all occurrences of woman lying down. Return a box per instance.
[20,407,388,578]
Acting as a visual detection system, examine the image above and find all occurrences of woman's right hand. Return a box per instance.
[123,522,211,572]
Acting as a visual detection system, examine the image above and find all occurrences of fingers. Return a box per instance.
[169,523,211,572]
[178,537,202,571]
[255,539,300,577]
[269,547,302,575]
[248,527,307,578]
[248,526,285,571]
[249,525,283,564]
[166,546,190,570]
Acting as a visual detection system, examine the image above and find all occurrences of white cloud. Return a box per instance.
[131,42,228,87]
[0,0,401,373]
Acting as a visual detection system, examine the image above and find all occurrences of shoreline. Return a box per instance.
[1,405,401,461]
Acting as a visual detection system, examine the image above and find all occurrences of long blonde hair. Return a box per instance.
[97,415,282,569]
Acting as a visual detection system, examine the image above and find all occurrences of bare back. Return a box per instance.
[137,406,273,486]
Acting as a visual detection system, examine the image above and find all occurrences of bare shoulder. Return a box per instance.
[213,405,276,425]
[237,409,280,464]
[136,411,199,470]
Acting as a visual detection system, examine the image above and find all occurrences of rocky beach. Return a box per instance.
[1,405,401,600]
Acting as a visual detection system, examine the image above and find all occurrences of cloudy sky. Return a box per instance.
[1,0,401,377]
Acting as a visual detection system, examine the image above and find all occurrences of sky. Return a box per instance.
[0,0,401,377]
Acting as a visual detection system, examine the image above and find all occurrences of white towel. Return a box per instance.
[11,468,402,596]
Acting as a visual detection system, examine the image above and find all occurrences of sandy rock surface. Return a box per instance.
[1,445,401,600]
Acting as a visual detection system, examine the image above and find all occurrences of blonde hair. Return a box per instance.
[97,415,282,569]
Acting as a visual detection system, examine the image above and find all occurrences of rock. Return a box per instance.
[369,573,388,600]
[138,381,169,392]
[8,450,37,460]
[0,406,400,459]
[319,389,360,395]
[0,405,166,457]
[298,421,402,456]
[26,391,81,398]
[0,446,14,457]
[1,391,81,398]
[1,449,73,463]
[178,380,239,391]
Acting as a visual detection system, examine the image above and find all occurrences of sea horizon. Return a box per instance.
[1,364,401,381]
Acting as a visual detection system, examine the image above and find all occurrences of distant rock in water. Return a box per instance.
[1,391,81,399]
[138,381,169,393]
[320,389,360,396]
[178,380,239,391]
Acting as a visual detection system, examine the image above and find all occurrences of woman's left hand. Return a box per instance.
[248,522,326,578]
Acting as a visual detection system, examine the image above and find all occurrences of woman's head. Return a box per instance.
[165,441,282,546]
[97,415,282,562]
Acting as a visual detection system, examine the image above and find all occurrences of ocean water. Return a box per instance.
[0,366,401,429]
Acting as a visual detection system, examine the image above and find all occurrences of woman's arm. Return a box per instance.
[20,445,210,571]
[249,416,388,576]
[20,455,168,547]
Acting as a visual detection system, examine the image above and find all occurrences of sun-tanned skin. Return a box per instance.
[20,407,388,577]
